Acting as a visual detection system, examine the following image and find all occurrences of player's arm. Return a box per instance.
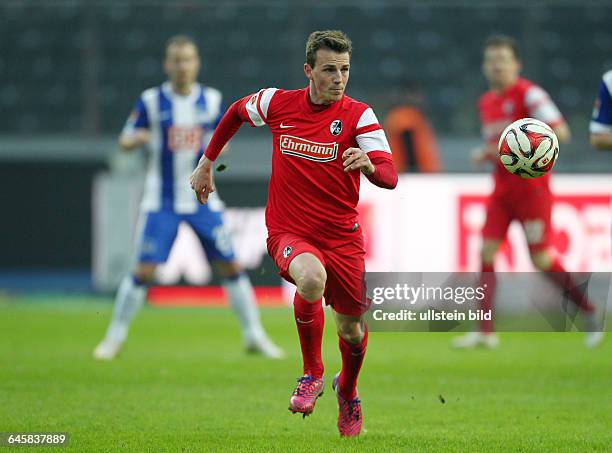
[471,143,498,166]
[191,89,277,203]
[119,97,150,151]
[119,130,150,151]
[591,132,612,150]
[343,148,398,189]
[203,132,230,156]
[590,74,612,150]
[211,101,231,156]
[191,100,246,203]
[552,122,571,144]
[344,107,398,189]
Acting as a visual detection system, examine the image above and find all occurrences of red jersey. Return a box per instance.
[240,87,392,248]
[478,77,564,193]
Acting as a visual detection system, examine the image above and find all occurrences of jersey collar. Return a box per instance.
[303,86,345,112]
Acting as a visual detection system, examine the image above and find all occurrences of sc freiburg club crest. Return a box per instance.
[330,120,342,136]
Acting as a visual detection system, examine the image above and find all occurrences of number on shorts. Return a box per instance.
[212,225,234,257]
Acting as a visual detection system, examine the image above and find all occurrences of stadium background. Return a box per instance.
[1,1,611,451]
[2,0,612,293]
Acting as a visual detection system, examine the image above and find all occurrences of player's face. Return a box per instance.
[483,46,521,89]
[164,43,200,89]
[304,49,350,105]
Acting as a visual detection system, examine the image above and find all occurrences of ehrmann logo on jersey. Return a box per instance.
[280,135,338,162]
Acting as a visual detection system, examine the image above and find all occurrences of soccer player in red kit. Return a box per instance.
[191,30,397,436]
[453,35,603,349]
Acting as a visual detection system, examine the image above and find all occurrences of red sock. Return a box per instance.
[546,259,594,313]
[338,325,368,400]
[480,262,496,334]
[293,292,324,378]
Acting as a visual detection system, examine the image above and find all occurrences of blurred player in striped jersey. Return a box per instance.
[453,35,604,349]
[93,35,283,360]
[191,30,397,436]
[590,69,612,150]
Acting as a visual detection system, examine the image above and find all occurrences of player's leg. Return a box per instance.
[479,239,501,334]
[525,217,604,348]
[288,251,327,375]
[331,310,366,437]
[525,212,595,314]
[530,249,595,314]
[286,253,327,416]
[212,259,284,359]
[94,210,179,360]
[188,205,284,358]
[453,195,510,348]
[323,241,367,436]
[333,312,367,398]
[267,233,327,416]
[452,238,502,348]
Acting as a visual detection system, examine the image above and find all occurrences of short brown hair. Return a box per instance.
[305,30,352,68]
[484,34,520,59]
[165,35,199,55]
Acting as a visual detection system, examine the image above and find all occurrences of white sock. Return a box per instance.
[223,274,266,344]
[105,276,147,343]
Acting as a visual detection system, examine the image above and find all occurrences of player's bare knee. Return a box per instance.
[289,254,326,301]
[338,322,364,344]
[481,241,499,264]
[480,248,495,264]
[296,268,326,301]
[134,264,156,284]
[531,250,551,271]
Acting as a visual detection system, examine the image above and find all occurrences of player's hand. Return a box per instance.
[471,144,497,166]
[118,128,151,150]
[132,129,150,146]
[342,147,375,175]
[190,157,215,204]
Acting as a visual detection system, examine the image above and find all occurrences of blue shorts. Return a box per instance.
[135,204,235,264]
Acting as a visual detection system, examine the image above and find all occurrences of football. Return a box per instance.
[498,117,559,178]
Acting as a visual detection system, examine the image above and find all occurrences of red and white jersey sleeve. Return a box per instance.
[243,88,278,127]
[524,85,564,127]
[355,107,392,159]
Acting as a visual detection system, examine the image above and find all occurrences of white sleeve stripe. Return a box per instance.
[244,88,277,127]
[356,107,379,129]
[259,88,277,119]
[590,121,612,133]
[525,86,547,107]
[356,129,391,153]
[531,103,562,124]
[246,103,265,126]
[245,92,265,127]
[525,86,563,124]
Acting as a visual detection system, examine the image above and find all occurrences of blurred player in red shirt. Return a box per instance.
[191,30,397,436]
[453,35,603,349]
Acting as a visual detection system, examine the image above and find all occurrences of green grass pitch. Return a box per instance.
[1,296,610,452]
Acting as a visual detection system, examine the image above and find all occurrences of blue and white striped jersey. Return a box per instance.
[590,70,612,134]
[123,82,224,213]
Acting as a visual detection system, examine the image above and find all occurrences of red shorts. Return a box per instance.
[482,186,552,252]
[267,232,367,317]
